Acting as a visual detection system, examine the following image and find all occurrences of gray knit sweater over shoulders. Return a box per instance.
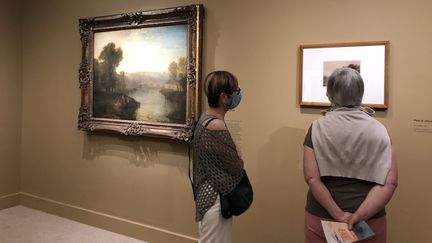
[192,113,244,221]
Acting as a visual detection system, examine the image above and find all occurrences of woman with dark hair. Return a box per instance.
[303,68,398,242]
[191,70,244,243]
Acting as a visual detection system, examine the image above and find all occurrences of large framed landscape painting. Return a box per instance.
[78,5,204,141]
[299,41,389,109]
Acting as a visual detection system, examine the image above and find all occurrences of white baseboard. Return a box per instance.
[18,192,198,243]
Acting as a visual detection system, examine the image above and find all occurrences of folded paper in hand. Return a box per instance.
[321,220,375,243]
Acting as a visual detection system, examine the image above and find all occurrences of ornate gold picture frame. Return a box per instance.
[78,5,204,141]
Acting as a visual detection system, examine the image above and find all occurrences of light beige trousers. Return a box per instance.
[198,195,233,243]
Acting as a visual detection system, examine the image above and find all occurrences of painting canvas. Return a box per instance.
[78,5,204,140]
[299,41,389,109]
[93,25,188,124]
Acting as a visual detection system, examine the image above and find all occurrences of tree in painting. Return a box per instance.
[93,42,140,120]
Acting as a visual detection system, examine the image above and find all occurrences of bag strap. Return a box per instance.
[203,117,218,128]
[188,117,218,200]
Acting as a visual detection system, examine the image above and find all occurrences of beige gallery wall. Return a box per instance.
[0,0,21,207]
[18,0,432,242]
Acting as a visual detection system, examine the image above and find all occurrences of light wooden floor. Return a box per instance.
[0,205,147,243]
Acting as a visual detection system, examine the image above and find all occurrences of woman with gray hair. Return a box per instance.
[303,67,398,242]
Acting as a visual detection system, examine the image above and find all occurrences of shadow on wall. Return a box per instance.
[81,133,190,174]
[239,126,307,242]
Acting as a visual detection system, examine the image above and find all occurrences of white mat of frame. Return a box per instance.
[0,205,148,243]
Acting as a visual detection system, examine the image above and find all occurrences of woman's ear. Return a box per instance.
[219,92,225,100]
[219,92,227,105]
[219,92,231,107]
[220,92,229,100]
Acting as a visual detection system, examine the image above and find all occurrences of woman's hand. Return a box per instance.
[346,212,363,230]
[335,212,352,224]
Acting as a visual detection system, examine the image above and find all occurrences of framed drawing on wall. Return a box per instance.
[299,41,389,109]
[78,5,204,141]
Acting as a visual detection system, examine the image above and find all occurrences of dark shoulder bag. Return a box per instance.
[220,170,254,219]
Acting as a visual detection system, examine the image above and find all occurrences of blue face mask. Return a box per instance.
[224,92,242,110]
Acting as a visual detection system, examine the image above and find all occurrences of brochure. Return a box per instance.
[321,220,375,243]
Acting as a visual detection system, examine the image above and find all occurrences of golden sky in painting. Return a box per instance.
[94,25,187,73]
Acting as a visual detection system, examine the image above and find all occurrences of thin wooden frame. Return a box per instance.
[78,5,204,141]
[299,41,389,109]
